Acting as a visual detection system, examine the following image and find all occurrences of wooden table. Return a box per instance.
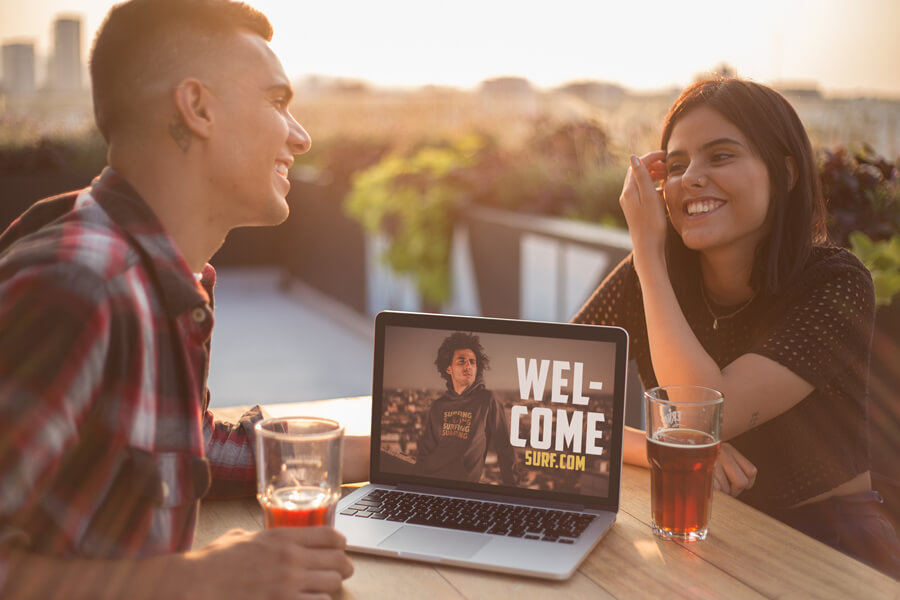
[199,397,899,599]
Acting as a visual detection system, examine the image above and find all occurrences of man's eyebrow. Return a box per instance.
[267,83,293,103]
[665,137,745,161]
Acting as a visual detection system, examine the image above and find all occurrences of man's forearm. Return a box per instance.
[623,426,649,468]
[5,550,189,600]
[343,434,370,483]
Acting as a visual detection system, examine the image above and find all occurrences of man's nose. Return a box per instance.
[287,113,311,155]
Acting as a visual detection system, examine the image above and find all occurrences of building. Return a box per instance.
[50,16,82,92]
[2,42,36,96]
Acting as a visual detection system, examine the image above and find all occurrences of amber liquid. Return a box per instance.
[647,429,720,539]
[260,487,338,528]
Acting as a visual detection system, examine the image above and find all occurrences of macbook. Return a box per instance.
[335,311,629,580]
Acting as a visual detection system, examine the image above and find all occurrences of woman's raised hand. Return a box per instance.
[620,151,668,268]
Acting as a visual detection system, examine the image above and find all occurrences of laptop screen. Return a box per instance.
[370,311,628,510]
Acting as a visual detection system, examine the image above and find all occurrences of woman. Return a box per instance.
[573,77,899,577]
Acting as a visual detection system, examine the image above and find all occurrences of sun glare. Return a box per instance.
[1,0,899,96]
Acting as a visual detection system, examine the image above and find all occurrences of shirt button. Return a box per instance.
[191,307,207,323]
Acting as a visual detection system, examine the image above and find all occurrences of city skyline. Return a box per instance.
[1,0,900,98]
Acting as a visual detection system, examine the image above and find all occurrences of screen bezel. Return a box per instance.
[369,310,629,511]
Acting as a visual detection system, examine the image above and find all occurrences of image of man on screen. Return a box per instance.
[416,332,519,485]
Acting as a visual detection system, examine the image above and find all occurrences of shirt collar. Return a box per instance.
[89,167,213,316]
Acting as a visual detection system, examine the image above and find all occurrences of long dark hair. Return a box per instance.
[659,78,828,298]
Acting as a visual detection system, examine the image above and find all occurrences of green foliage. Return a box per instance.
[821,145,900,246]
[821,145,900,305]
[0,119,107,174]
[344,121,623,305]
[345,134,485,305]
[849,232,900,306]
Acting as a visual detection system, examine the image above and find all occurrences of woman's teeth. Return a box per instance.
[685,199,723,216]
[275,163,289,178]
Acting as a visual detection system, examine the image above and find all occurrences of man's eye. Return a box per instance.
[272,98,288,110]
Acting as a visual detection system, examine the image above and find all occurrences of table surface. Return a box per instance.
[199,397,899,599]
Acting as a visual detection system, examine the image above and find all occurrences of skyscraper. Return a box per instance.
[2,42,36,96]
[51,16,81,92]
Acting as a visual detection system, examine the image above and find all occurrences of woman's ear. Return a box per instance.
[785,156,799,191]
[171,78,214,141]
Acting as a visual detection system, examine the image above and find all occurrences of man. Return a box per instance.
[417,332,519,485]
[0,1,357,597]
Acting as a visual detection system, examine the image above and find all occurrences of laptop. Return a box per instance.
[335,311,629,580]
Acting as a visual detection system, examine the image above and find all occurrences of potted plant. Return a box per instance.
[821,144,900,529]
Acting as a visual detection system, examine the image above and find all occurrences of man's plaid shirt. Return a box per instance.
[0,168,260,575]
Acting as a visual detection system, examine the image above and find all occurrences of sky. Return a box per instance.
[2,0,900,97]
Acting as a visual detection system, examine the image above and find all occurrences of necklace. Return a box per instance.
[700,287,758,330]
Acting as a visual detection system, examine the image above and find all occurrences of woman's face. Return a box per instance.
[663,106,772,257]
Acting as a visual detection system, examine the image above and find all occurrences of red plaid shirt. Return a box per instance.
[0,168,260,580]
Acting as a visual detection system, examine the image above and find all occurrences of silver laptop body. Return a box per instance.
[336,311,629,580]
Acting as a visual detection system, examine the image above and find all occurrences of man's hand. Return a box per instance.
[5,527,352,600]
[186,526,353,600]
[713,443,758,497]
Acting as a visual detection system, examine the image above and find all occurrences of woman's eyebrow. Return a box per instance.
[665,137,745,162]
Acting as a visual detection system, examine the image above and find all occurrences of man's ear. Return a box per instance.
[785,156,798,191]
[172,78,213,140]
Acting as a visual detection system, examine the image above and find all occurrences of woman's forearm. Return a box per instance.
[633,256,725,391]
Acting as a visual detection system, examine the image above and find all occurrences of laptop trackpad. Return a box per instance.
[378,526,489,558]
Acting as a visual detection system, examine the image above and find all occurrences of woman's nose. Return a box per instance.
[681,162,707,188]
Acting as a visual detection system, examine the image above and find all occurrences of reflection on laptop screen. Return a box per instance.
[378,324,620,499]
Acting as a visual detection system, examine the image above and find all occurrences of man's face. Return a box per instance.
[446,348,477,391]
[205,30,311,230]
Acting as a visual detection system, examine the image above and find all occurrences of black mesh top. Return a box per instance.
[572,246,875,510]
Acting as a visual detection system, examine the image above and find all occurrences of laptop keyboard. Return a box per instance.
[340,489,596,543]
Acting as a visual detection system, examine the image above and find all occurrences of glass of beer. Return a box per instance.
[645,386,723,542]
[255,416,343,528]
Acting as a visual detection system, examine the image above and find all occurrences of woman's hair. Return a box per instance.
[435,332,490,387]
[659,78,828,297]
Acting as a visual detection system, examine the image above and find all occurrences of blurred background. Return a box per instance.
[1,0,898,522]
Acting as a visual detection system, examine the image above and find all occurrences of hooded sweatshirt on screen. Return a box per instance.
[416,378,518,485]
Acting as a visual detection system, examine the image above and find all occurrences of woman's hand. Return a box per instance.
[713,442,758,497]
[621,151,668,269]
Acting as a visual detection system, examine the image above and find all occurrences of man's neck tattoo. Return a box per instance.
[168,116,191,154]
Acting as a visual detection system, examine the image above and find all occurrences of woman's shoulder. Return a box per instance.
[804,245,873,286]
[768,245,875,314]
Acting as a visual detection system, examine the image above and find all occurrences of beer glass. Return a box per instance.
[645,386,723,542]
[255,417,343,528]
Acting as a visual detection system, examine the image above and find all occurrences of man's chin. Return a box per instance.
[262,195,291,225]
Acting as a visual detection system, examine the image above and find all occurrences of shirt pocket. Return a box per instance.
[77,448,210,557]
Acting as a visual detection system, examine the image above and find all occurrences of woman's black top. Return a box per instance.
[573,246,875,510]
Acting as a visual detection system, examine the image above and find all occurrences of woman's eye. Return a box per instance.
[666,163,686,175]
[272,98,288,110]
[711,152,733,162]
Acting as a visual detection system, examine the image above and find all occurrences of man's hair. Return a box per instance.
[89,0,273,141]
[434,332,490,386]
[659,77,828,299]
